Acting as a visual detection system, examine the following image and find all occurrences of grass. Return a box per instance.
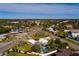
[16,53,38,56]
[17,43,31,52]
[5,43,36,56]
[0,37,15,43]
[65,38,79,46]
[7,52,38,56]
[32,32,49,39]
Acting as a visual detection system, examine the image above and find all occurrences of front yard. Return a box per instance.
[4,37,69,56]
[32,32,49,40]
[6,52,38,56]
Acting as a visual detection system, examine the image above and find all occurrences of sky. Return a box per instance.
[0,3,79,19]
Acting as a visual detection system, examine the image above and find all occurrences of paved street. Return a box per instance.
[0,33,26,56]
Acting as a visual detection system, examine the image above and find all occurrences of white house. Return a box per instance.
[47,25,57,32]
[38,38,48,45]
[28,37,51,45]
[64,29,79,38]
[0,34,7,39]
[47,27,55,32]
[28,39,36,45]
[0,34,7,41]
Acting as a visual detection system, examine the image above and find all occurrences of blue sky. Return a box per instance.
[0,3,79,19]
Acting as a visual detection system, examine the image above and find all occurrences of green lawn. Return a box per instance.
[5,43,36,56]
[7,52,38,56]
[17,43,31,51]
[0,37,16,43]
[65,38,79,46]
[32,33,49,39]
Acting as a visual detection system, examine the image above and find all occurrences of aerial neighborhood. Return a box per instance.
[0,19,79,56]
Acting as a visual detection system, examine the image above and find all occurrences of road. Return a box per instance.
[0,33,26,56]
[0,32,35,56]
[59,38,79,51]
[0,40,17,55]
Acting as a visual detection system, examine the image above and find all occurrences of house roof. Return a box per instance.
[55,48,73,56]
[0,34,7,39]
[74,51,79,54]
[64,29,79,33]
[70,53,79,56]
[28,39,36,45]
[38,38,48,45]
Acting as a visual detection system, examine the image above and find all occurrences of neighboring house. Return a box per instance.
[66,31,72,38]
[76,35,79,41]
[28,39,36,45]
[0,34,7,41]
[64,24,73,29]
[35,20,40,26]
[47,27,54,32]
[0,34,6,39]
[64,29,79,38]
[10,29,18,33]
[47,25,56,32]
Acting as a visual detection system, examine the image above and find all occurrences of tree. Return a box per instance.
[56,31,67,38]
[32,44,41,53]
[54,38,61,44]
[61,42,69,48]
[0,28,11,34]
[48,39,58,51]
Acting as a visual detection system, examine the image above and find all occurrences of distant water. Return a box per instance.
[0,19,79,20]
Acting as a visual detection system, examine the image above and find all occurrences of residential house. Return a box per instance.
[10,29,18,33]
[0,34,7,41]
[28,39,36,45]
[47,25,56,32]
[64,29,79,38]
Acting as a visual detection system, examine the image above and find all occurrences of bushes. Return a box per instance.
[32,32,49,39]
[0,28,11,34]
[32,44,41,52]
[48,39,58,51]
[48,39,69,51]
[55,31,67,38]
